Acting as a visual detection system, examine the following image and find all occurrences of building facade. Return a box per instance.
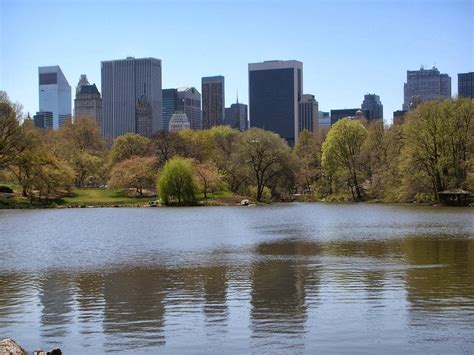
[393,110,407,125]
[225,102,248,132]
[403,66,451,110]
[38,65,71,130]
[361,94,383,121]
[330,108,370,125]
[168,111,190,132]
[33,111,53,129]
[458,72,474,99]
[101,57,162,140]
[176,87,201,130]
[298,94,318,133]
[74,75,102,128]
[248,60,303,146]
[162,89,178,132]
[318,111,331,129]
[202,76,225,129]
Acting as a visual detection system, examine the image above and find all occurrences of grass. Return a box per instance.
[0,187,156,209]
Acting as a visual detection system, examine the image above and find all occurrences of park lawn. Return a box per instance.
[61,188,156,207]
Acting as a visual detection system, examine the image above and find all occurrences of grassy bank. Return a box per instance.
[0,187,155,209]
[0,187,250,209]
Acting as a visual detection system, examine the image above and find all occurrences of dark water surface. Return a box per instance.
[1,203,473,353]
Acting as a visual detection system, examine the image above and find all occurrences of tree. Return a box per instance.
[232,128,293,202]
[108,156,157,195]
[293,129,322,194]
[0,93,21,170]
[194,160,222,199]
[110,133,150,165]
[52,117,107,187]
[149,130,187,167]
[157,157,197,205]
[10,119,74,200]
[322,118,368,200]
[178,129,215,162]
[401,99,473,201]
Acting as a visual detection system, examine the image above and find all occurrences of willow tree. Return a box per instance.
[157,157,197,205]
[322,118,368,200]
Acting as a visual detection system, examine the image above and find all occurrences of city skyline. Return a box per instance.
[1,0,473,125]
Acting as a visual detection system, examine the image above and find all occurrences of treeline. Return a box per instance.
[0,90,473,204]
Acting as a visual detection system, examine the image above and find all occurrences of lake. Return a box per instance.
[0,203,473,353]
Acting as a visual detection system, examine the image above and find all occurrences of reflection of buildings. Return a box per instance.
[39,273,74,338]
[250,240,319,350]
[103,268,166,349]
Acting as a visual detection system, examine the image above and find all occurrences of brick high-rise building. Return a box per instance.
[74,75,102,128]
[202,76,225,129]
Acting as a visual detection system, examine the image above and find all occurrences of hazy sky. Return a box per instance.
[1,0,473,124]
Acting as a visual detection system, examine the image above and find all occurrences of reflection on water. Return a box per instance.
[0,204,473,353]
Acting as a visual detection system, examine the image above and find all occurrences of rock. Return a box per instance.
[0,338,27,355]
[240,199,250,206]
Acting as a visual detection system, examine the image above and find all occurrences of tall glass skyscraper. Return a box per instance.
[248,60,303,146]
[162,89,178,132]
[458,72,474,99]
[38,65,71,130]
[101,57,162,140]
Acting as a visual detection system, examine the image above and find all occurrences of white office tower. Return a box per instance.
[38,66,72,129]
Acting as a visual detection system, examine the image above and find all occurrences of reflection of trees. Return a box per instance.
[0,273,34,327]
[76,272,105,338]
[102,267,167,349]
[401,238,474,309]
[250,240,319,351]
[39,273,74,338]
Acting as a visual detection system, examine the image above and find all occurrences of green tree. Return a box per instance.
[157,157,197,205]
[0,92,21,170]
[10,119,74,200]
[194,160,222,199]
[401,99,473,201]
[52,117,107,187]
[108,156,157,195]
[293,129,322,194]
[232,128,293,201]
[110,133,150,165]
[150,130,187,167]
[322,118,368,200]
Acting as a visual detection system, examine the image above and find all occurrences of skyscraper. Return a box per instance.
[403,66,451,110]
[38,65,71,130]
[361,94,383,121]
[162,88,178,132]
[225,101,248,132]
[74,75,102,128]
[249,60,303,146]
[458,72,474,99]
[33,111,53,129]
[202,76,225,129]
[298,94,318,133]
[101,57,162,140]
[177,87,201,130]
[168,112,191,132]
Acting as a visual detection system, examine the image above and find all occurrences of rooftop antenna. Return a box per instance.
[236,89,239,104]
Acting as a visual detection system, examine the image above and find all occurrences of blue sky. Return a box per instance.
[1,0,473,124]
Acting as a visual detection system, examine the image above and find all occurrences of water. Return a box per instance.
[0,203,473,353]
